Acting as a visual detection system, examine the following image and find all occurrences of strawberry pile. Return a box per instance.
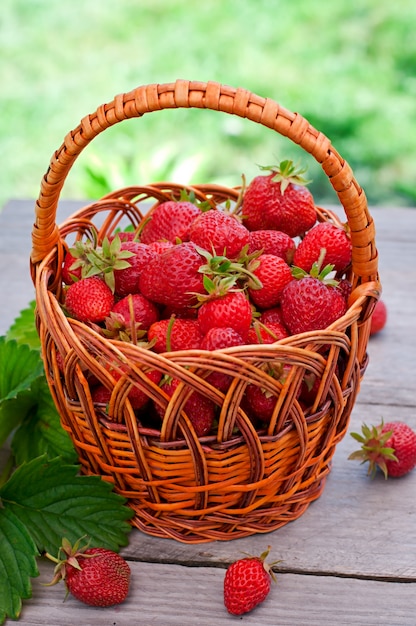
[60,160,353,436]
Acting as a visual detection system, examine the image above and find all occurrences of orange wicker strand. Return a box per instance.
[30,81,380,543]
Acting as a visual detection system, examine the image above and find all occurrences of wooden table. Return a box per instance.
[0,199,415,625]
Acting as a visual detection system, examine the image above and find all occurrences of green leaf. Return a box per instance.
[0,456,133,556]
[11,377,77,466]
[5,301,40,350]
[0,507,39,624]
[0,338,45,447]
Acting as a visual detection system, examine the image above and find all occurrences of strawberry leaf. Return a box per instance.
[0,507,39,624]
[11,377,77,466]
[0,456,133,555]
[0,338,45,447]
[5,301,40,350]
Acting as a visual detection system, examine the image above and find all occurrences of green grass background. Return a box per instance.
[2,0,416,209]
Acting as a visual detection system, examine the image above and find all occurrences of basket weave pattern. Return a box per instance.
[30,81,380,543]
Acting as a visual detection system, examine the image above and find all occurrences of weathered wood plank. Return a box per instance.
[17,559,416,626]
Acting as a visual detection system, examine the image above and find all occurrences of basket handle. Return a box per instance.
[31,79,378,282]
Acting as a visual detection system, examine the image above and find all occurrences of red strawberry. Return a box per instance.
[199,328,245,393]
[242,160,317,237]
[62,234,135,292]
[189,209,250,259]
[280,262,347,335]
[156,377,215,436]
[91,384,111,406]
[148,240,175,254]
[200,327,245,350]
[224,547,277,616]
[197,290,253,338]
[139,198,202,244]
[148,317,203,352]
[337,278,352,304]
[349,421,416,478]
[110,293,159,330]
[247,254,293,309]
[139,242,205,309]
[245,384,277,423]
[370,299,387,336]
[46,538,130,607]
[108,366,162,411]
[248,229,296,264]
[65,277,114,323]
[293,222,352,273]
[246,320,289,344]
[62,249,83,284]
[259,306,285,326]
[113,241,156,296]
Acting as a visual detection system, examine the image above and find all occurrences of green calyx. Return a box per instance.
[196,245,263,291]
[259,159,311,194]
[44,536,95,586]
[68,233,134,293]
[291,248,339,287]
[348,422,397,479]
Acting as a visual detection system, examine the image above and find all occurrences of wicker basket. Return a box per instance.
[30,80,380,543]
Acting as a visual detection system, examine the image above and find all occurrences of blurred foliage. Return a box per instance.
[1,0,416,208]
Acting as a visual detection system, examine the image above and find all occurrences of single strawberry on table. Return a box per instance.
[370,299,387,336]
[242,160,317,237]
[45,537,131,607]
[349,420,416,478]
[224,546,278,616]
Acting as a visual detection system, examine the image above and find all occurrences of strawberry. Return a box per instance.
[200,327,245,350]
[45,537,130,607]
[109,366,162,411]
[139,196,202,244]
[246,320,289,344]
[189,209,250,259]
[245,384,277,423]
[248,229,296,264]
[155,377,215,436]
[280,260,347,335]
[197,289,253,338]
[110,293,159,330]
[247,253,293,309]
[370,299,387,336]
[148,317,203,352]
[293,222,352,273]
[113,241,156,296]
[349,421,416,478]
[259,306,285,326]
[224,547,277,616]
[62,234,135,292]
[199,328,245,393]
[62,249,83,284]
[64,277,114,323]
[242,160,317,237]
[148,240,175,254]
[139,241,205,309]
